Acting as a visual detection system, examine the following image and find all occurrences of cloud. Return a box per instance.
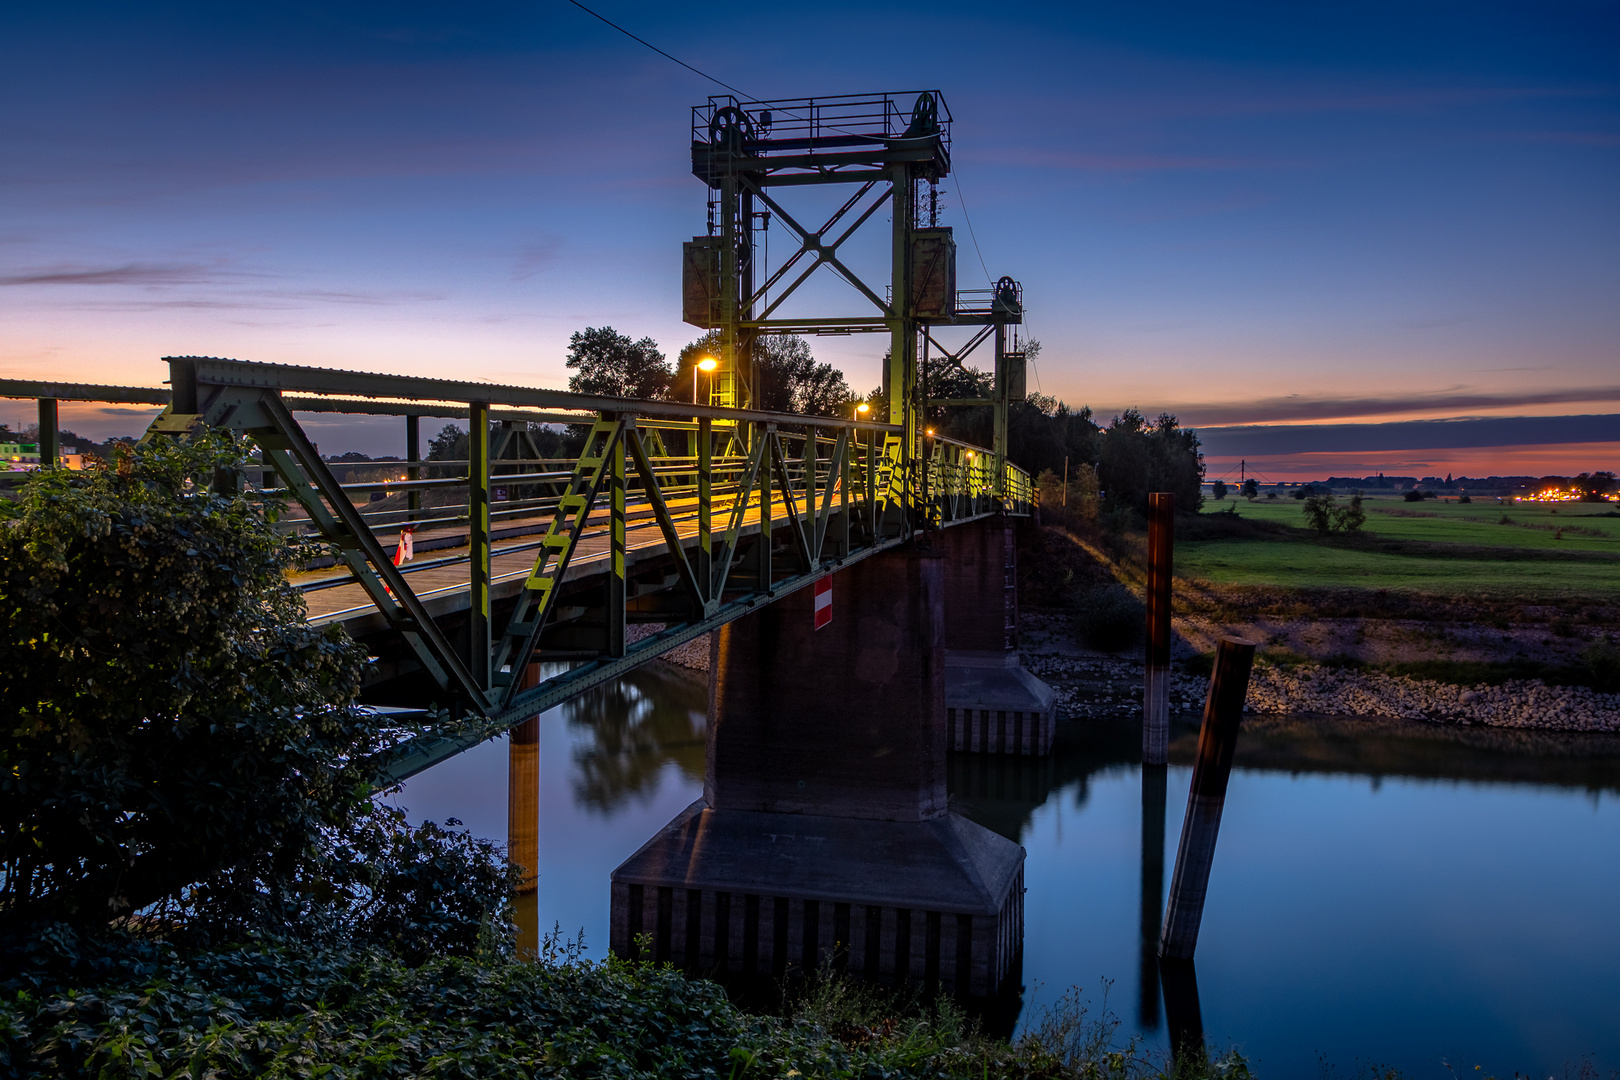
[1175,386,1620,426]
[511,238,563,281]
[1196,414,1620,456]
[0,262,247,287]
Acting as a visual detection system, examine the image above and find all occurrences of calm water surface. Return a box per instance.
[390,663,1620,1079]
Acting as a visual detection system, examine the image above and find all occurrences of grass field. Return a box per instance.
[1179,496,1620,597]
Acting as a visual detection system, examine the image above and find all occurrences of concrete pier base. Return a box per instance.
[945,650,1057,755]
[611,801,1023,996]
[941,517,1056,756]
[610,546,1025,999]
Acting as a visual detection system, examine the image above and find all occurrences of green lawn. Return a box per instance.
[1215,496,1620,552]
[1183,496,1620,596]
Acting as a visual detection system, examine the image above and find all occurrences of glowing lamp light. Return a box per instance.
[693,356,719,403]
[855,402,870,415]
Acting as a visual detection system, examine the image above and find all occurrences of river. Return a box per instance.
[388,661,1620,1078]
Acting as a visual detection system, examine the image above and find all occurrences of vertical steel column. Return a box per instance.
[406,414,421,521]
[758,426,773,591]
[887,162,915,531]
[608,422,627,657]
[805,425,817,558]
[37,398,58,467]
[1160,636,1256,961]
[993,324,1008,499]
[468,402,492,689]
[839,425,850,558]
[698,416,712,604]
[1144,492,1175,765]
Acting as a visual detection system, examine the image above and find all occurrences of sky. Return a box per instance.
[2,1,1616,479]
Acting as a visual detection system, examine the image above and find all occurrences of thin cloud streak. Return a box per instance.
[0,262,253,287]
[1173,387,1620,426]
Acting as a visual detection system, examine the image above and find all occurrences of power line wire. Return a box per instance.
[565,0,757,102]
[950,172,993,287]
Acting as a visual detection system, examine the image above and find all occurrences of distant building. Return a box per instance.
[1,442,40,469]
[1,442,85,470]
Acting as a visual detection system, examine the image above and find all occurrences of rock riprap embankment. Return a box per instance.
[1022,653,1620,733]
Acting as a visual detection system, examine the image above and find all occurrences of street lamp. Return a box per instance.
[855,402,870,418]
[694,356,718,405]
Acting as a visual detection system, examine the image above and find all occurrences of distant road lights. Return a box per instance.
[694,356,718,404]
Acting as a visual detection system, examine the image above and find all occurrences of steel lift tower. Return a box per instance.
[683,91,1025,527]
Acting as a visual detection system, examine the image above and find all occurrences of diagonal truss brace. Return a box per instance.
[742,178,895,322]
[251,391,490,713]
[492,417,627,707]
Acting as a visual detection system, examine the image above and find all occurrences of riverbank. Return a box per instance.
[1022,649,1620,733]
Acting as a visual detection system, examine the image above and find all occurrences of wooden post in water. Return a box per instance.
[509,663,541,959]
[1143,492,1175,765]
[1159,636,1255,961]
[1159,957,1206,1065]
[1138,762,1167,1028]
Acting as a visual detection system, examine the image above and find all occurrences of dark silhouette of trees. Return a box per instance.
[1094,409,1205,514]
[677,332,852,416]
[565,326,671,400]
[0,436,511,951]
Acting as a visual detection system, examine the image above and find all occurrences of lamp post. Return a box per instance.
[694,356,718,405]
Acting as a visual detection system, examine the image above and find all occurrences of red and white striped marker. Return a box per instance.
[813,576,832,630]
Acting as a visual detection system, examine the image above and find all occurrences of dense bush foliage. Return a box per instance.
[0,437,513,950]
[0,926,1249,1080]
[1073,583,1147,653]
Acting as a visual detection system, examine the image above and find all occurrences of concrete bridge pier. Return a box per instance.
[941,516,1056,756]
[610,547,1025,998]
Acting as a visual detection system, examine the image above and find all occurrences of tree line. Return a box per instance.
[414,325,1205,517]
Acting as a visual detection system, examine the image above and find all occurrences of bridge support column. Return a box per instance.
[611,548,1024,998]
[941,515,1056,756]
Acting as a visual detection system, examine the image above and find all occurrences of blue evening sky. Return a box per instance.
[2,2,1616,475]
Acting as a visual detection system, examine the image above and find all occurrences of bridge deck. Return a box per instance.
[296,488,929,637]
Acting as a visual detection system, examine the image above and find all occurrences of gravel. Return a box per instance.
[1022,652,1620,733]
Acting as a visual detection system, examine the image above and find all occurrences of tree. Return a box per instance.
[1211,479,1228,501]
[0,437,511,949]
[1303,492,1365,534]
[753,335,851,416]
[676,332,852,416]
[1093,410,1204,515]
[565,326,671,400]
[1241,478,1258,500]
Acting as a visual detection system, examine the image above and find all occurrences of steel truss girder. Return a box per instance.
[139,356,1029,783]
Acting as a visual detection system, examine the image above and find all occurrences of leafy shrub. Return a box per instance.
[1302,493,1364,534]
[1583,638,1620,693]
[1403,490,1424,502]
[0,437,513,954]
[1458,494,1472,504]
[1073,583,1145,652]
[0,930,1251,1080]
